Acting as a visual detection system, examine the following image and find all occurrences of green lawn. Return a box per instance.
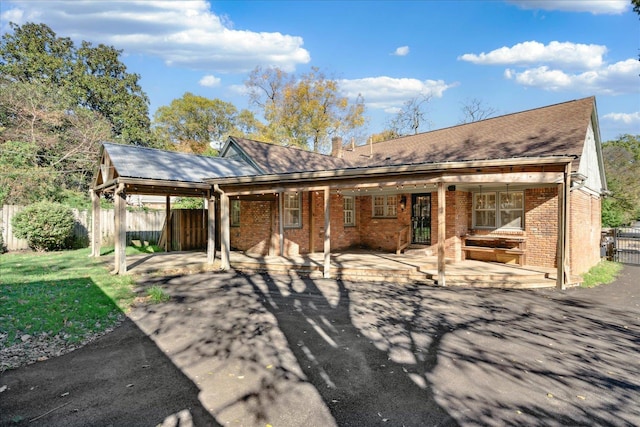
[0,248,142,347]
[580,260,623,288]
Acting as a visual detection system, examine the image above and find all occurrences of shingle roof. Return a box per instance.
[342,97,596,172]
[227,137,354,174]
[103,142,258,183]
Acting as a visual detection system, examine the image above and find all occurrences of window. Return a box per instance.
[344,196,355,226]
[372,195,397,218]
[231,200,241,227]
[283,192,301,228]
[473,190,524,229]
[499,191,524,228]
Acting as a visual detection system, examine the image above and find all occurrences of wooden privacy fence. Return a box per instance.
[1,205,166,251]
[158,209,209,251]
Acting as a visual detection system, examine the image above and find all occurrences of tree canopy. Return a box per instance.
[0,22,154,205]
[152,92,261,155]
[246,66,365,153]
[602,134,640,227]
[0,22,152,145]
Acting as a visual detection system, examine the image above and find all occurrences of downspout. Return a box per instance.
[214,184,230,270]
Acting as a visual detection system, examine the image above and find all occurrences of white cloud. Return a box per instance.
[392,46,410,56]
[1,0,310,73]
[508,0,629,15]
[199,74,221,87]
[459,41,607,70]
[504,59,640,95]
[339,76,458,110]
[603,112,640,125]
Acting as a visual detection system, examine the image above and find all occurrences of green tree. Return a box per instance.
[0,22,152,145]
[153,92,260,154]
[602,134,640,226]
[246,66,366,153]
[0,80,111,205]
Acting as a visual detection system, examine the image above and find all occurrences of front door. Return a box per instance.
[412,194,431,244]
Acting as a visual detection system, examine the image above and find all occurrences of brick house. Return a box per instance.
[93,97,606,288]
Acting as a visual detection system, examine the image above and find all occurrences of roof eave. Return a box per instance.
[205,156,575,186]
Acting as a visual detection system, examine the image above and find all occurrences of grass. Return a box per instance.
[580,260,623,288]
[146,285,171,303]
[99,244,164,256]
[0,248,138,347]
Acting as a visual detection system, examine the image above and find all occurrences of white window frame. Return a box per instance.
[231,199,241,227]
[343,196,355,226]
[473,190,524,229]
[283,192,302,228]
[372,195,397,218]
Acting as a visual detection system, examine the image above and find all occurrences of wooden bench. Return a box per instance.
[462,235,526,265]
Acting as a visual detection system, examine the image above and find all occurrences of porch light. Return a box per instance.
[400,195,407,211]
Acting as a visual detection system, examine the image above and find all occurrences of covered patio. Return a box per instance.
[119,250,559,288]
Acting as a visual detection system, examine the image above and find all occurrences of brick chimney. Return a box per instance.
[331,136,343,158]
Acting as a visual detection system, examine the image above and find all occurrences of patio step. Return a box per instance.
[402,245,433,256]
[424,272,555,288]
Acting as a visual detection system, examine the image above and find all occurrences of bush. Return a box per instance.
[0,225,6,253]
[11,202,76,251]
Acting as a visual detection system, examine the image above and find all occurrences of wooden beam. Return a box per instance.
[90,189,101,257]
[219,170,563,197]
[207,194,216,264]
[278,191,284,257]
[165,195,171,252]
[220,191,230,270]
[323,186,331,278]
[114,184,126,275]
[437,182,446,286]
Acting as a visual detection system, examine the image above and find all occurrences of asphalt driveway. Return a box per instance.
[1,265,639,426]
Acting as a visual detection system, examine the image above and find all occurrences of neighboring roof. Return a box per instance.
[342,97,597,172]
[102,142,258,183]
[222,136,354,174]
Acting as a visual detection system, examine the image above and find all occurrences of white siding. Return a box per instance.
[577,121,604,197]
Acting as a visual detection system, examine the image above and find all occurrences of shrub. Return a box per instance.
[11,202,76,251]
[0,225,5,253]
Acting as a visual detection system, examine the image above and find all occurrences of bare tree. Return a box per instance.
[388,95,431,136]
[459,98,498,124]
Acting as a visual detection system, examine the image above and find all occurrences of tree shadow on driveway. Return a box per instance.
[134,267,640,426]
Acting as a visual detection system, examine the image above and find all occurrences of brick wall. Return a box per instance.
[359,193,411,252]
[570,189,601,275]
[230,200,273,254]
[523,187,558,268]
[309,192,361,252]
[429,190,470,260]
[228,186,599,272]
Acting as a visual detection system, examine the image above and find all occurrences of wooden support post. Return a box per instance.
[278,191,284,257]
[564,163,571,284]
[323,186,331,278]
[309,191,315,253]
[220,191,230,270]
[165,195,171,252]
[269,200,277,256]
[556,163,571,290]
[437,182,446,286]
[114,184,127,275]
[90,189,101,257]
[207,194,216,264]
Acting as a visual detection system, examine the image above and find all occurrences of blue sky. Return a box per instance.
[1,0,638,143]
